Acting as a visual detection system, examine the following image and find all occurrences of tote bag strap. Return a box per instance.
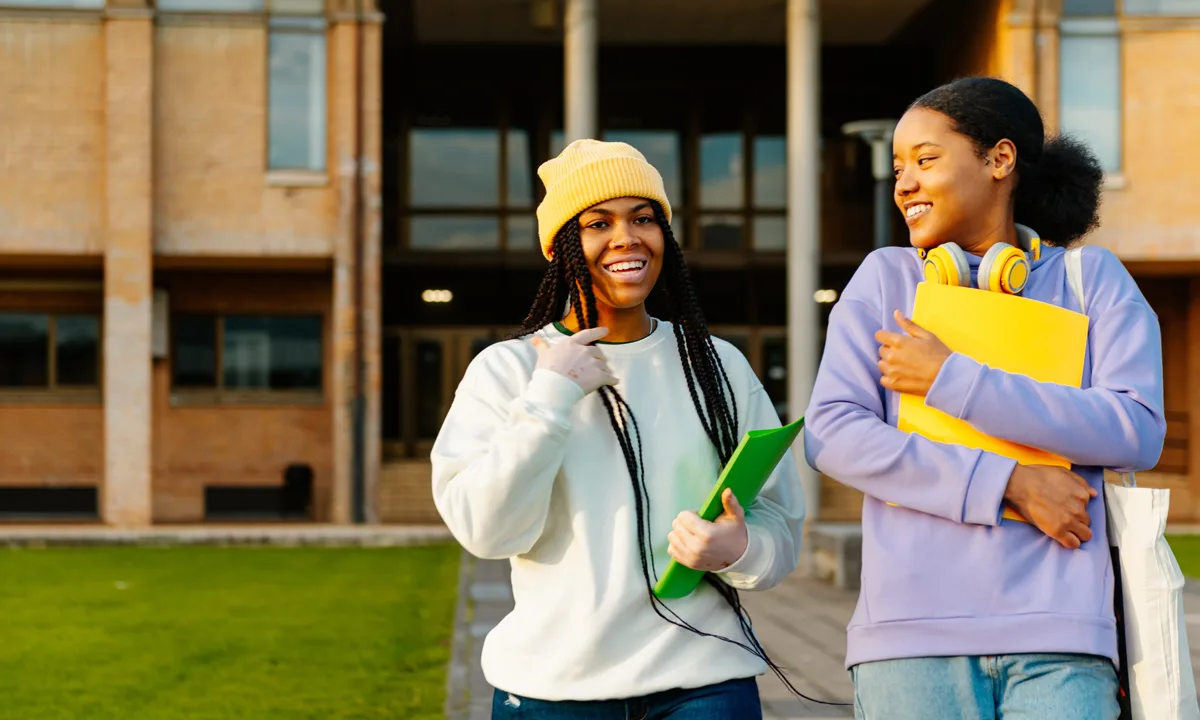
[1065,246,1086,313]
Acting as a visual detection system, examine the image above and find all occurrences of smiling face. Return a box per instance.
[892,107,1016,253]
[577,197,665,311]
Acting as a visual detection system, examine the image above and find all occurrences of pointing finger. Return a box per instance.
[571,327,611,345]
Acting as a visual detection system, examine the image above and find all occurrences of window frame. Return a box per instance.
[1058,14,1124,176]
[169,312,326,406]
[401,111,538,255]
[266,15,330,175]
[0,311,103,404]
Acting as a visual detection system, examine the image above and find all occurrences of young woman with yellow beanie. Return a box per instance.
[431,139,808,718]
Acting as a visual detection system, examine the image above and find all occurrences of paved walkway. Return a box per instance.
[446,549,1200,720]
[445,552,856,719]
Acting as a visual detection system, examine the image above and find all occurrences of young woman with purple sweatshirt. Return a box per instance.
[804,77,1166,718]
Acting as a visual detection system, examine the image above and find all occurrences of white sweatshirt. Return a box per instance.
[430,320,806,702]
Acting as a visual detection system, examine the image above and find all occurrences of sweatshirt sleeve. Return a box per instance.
[924,247,1167,473]
[803,249,1018,526]
[716,385,806,592]
[430,346,585,560]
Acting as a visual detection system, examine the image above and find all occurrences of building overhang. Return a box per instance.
[414,0,936,46]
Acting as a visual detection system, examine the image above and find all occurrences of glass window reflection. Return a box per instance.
[701,215,743,251]
[1059,35,1121,172]
[603,130,682,205]
[754,136,787,208]
[506,215,536,252]
[507,129,533,207]
[1123,0,1200,12]
[753,215,787,251]
[409,128,500,207]
[700,133,744,209]
[1062,0,1116,14]
[410,216,500,251]
[0,314,48,388]
[55,315,99,387]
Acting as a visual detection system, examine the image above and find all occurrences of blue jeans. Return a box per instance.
[851,654,1119,719]
[490,676,761,719]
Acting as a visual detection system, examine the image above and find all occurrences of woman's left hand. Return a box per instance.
[668,489,748,572]
[875,310,953,397]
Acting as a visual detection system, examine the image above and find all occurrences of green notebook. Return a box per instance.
[653,415,805,600]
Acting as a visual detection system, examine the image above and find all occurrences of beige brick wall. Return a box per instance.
[151,272,335,522]
[0,21,105,256]
[1088,25,1200,260]
[0,407,103,487]
[153,24,337,258]
[378,460,443,525]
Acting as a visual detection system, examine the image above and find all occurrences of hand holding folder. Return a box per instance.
[653,415,805,599]
[897,282,1090,522]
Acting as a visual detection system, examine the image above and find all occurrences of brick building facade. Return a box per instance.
[3,0,1199,528]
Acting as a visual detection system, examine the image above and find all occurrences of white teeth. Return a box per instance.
[607,261,645,272]
[907,204,931,218]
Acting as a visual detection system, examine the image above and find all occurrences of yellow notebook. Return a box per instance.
[897,282,1090,522]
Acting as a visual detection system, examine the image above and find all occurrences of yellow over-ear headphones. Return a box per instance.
[918,224,1042,295]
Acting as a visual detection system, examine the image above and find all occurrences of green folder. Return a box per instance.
[652,415,805,600]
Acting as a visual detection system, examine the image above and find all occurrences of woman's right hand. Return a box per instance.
[530,327,618,395]
[1003,464,1099,549]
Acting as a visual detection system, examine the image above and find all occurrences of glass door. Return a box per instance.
[383,327,498,459]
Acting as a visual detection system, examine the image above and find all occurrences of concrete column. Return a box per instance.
[564,0,597,142]
[330,0,384,524]
[360,19,384,524]
[786,0,821,524]
[103,11,154,527]
[331,18,358,525]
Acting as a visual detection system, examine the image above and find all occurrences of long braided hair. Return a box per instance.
[512,201,842,708]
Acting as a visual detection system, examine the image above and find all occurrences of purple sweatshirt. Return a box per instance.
[803,243,1166,669]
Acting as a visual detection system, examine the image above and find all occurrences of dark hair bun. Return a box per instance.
[911,77,1105,247]
[1015,133,1103,246]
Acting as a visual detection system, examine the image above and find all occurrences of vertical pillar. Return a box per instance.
[360,15,384,523]
[786,0,821,524]
[331,0,384,524]
[564,0,597,142]
[331,11,359,524]
[103,8,154,527]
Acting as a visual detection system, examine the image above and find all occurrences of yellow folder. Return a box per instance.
[897,282,1090,522]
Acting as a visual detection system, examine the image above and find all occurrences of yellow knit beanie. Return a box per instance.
[535,139,673,260]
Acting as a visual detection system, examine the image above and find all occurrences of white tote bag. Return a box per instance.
[1066,246,1200,720]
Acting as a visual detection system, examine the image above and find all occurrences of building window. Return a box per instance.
[2,0,103,7]
[753,135,787,251]
[405,117,535,252]
[0,313,99,392]
[602,128,685,244]
[699,126,744,250]
[172,314,323,398]
[1121,0,1200,13]
[1062,0,1116,12]
[268,18,327,172]
[156,0,262,11]
[1059,10,1121,173]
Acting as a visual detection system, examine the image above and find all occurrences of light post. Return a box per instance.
[842,119,898,250]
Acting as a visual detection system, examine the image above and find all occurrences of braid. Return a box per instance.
[513,208,846,710]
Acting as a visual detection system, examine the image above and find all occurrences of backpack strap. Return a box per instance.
[1065,246,1085,313]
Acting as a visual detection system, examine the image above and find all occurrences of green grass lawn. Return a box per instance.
[0,544,460,720]
[1168,535,1200,580]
